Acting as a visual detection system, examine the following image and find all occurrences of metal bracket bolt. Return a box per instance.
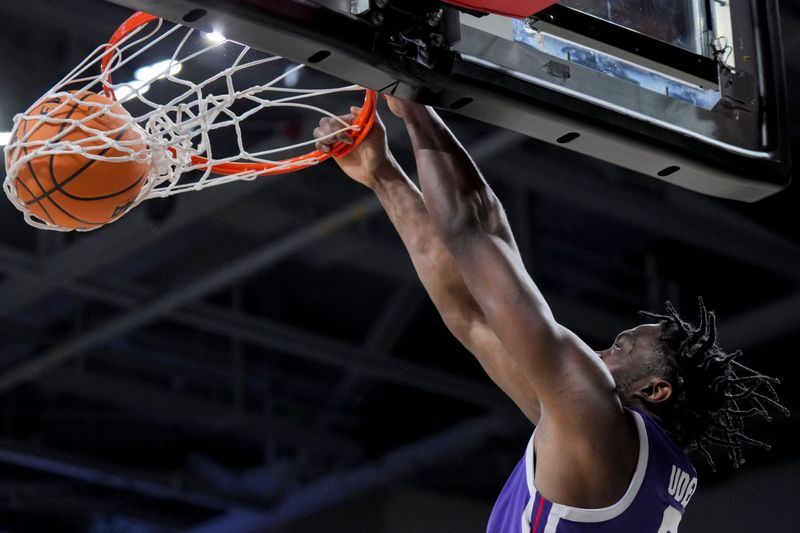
[427,9,443,27]
[429,33,445,47]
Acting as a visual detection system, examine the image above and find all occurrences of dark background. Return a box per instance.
[0,0,798,531]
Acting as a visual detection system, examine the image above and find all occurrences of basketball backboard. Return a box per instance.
[99,0,792,202]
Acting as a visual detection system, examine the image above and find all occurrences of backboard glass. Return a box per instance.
[100,0,792,202]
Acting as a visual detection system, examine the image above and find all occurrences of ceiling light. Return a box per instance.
[114,80,151,101]
[204,31,226,44]
[134,59,182,83]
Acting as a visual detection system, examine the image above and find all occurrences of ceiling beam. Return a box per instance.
[38,366,360,457]
[491,147,800,282]
[67,279,511,409]
[0,242,513,411]
[0,440,252,511]
[0,195,379,392]
[185,414,510,533]
[312,284,427,435]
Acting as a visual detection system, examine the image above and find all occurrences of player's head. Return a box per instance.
[598,298,788,468]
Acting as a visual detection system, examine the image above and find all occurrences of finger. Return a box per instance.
[314,128,337,152]
[319,116,336,131]
[313,126,328,141]
[318,121,337,138]
[335,131,354,144]
[320,116,351,135]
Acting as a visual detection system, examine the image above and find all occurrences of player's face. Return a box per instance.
[596,323,663,392]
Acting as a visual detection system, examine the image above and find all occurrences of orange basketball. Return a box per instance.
[11,92,150,230]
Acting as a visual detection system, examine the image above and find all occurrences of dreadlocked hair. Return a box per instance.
[639,298,789,470]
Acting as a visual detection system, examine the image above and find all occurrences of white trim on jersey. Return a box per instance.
[521,435,536,533]
[524,410,650,528]
[543,508,561,533]
[521,494,536,533]
[525,433,535,495]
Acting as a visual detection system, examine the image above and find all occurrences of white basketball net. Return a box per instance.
[3,14,373,231]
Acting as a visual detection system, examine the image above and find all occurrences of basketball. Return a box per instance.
[9,91,150,230]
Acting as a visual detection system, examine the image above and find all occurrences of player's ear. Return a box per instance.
[632,377,672,405]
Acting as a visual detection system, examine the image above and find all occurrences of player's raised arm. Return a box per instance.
[388,97,626,430]
[314,109,542,422]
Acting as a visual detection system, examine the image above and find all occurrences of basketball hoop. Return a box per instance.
[3,11,377,231]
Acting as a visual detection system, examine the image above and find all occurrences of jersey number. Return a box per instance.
[657,506,682,533]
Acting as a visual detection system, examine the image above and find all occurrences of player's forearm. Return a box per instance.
[372,161,542,422]
[401,106,569,383]
[401,106,510,244]
[370,159,482,333]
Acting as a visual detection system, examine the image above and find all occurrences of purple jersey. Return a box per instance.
[487,408,697,533]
